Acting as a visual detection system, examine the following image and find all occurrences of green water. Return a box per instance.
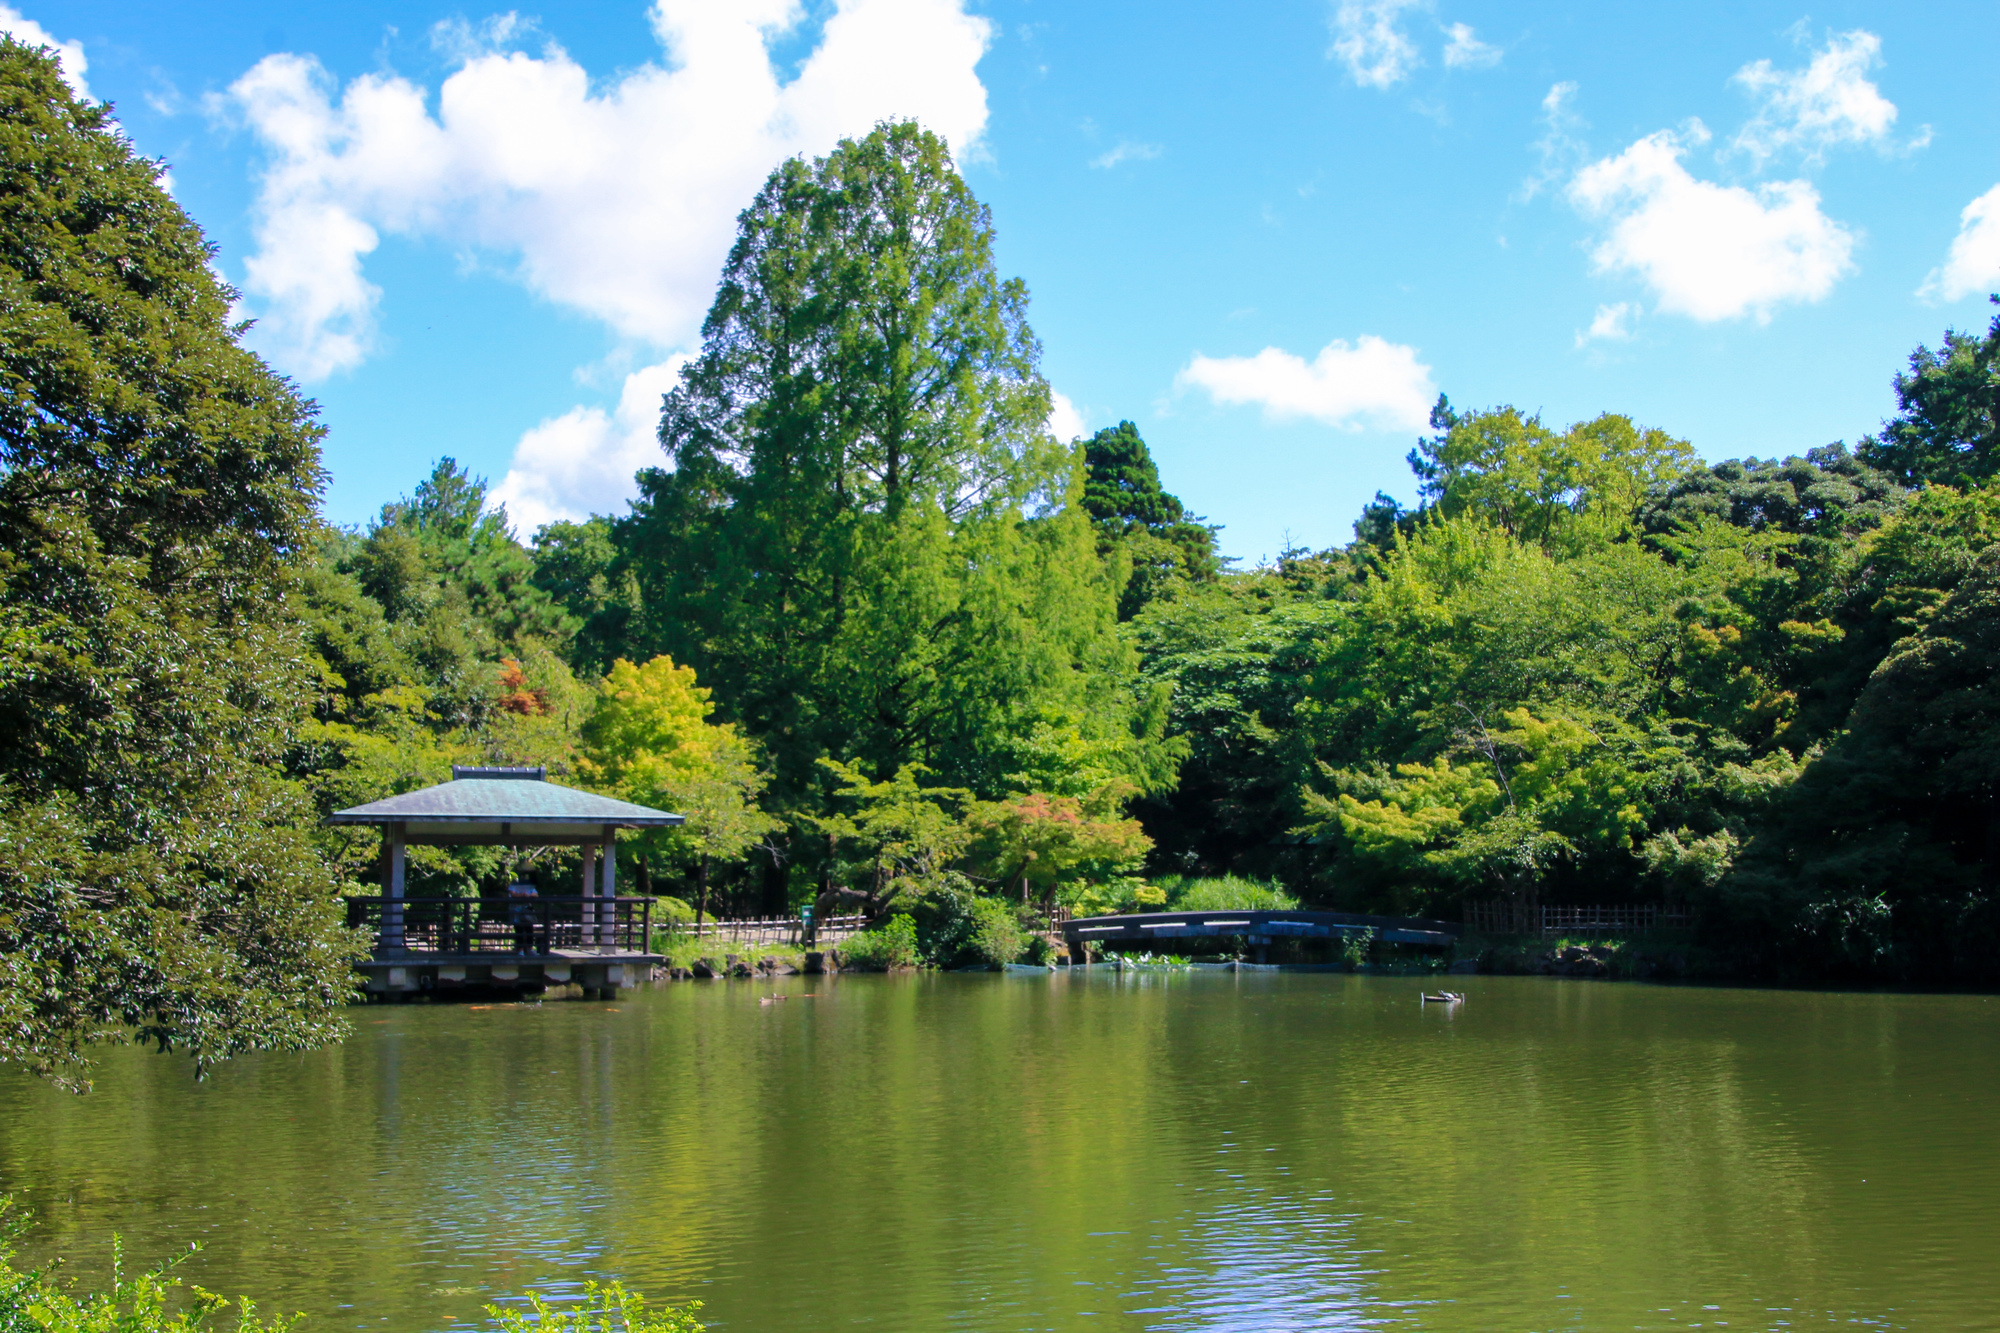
[2,973,1996,1331]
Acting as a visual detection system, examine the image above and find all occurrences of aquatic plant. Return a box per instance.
[487,1282,702,1333]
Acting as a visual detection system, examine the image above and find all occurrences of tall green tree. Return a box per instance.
[293,461,598,900]
[0,42,362,1086]
[624,122,1151,827]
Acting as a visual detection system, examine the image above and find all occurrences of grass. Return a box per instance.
[648,930,810,973]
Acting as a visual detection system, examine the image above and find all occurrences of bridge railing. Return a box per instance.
[1064,908,1459,949]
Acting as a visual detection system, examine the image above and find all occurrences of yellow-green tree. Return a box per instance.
[1301,708,1657,913]
[582,655,776,922]
[1409,398,1694,552]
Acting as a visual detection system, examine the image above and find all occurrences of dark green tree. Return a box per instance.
[0,42,362,1087]
[1859,297,2000,489]
[350,458,574,656]
[531,515,631,676]
[1724,544,2000,981]
[1080,420,1220,617]
[1637,445,1902,542]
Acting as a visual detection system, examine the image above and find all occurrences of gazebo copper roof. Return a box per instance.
[328,766,682,845]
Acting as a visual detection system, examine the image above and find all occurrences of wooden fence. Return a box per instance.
[1464,901,1694,938]
[672,915,871,948]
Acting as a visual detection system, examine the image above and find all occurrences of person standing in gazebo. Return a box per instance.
[508,864,540,954]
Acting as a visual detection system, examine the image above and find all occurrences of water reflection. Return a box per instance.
[1,976,1996,1331]
[1124,1192,1389,1331]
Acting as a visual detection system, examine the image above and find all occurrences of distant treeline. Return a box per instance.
[4,44,1999,1083]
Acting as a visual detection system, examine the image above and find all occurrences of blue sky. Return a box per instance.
[18,0,2000,563]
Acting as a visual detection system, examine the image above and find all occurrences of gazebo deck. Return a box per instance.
[355,950,661,1001]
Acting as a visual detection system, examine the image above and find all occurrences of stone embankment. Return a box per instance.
[1456,939,1692,980]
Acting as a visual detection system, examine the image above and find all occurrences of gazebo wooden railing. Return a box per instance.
[345,896,654,955]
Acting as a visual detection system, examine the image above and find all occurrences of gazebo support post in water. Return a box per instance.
[330,766,682,1002]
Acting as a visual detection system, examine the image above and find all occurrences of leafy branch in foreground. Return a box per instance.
[0,1222,296,1333]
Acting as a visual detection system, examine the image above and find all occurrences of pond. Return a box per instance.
[2,972,1995,1331]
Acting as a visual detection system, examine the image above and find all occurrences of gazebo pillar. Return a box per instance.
[581,842,599,945]
[381,821,406,952]
[600,827,617,950]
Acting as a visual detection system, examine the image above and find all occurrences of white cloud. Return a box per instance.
[1331,0,1422,90]
[1731,30,1904,165]
[1921,184,2000,303]
[1441,22,1500,70]
[1575,301,1636,348]
[492,356,689,535]
[1047,390,1088,443]
[429,12,541,64]
[219,0,994,381]
[1178,336,1436,432]
[1090,140,1161,169]
[1569,128,1857,322]
[1519,81,1585,202]
[0,4,88,100]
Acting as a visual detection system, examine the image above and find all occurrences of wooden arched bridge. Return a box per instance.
[1062,909,1460,964]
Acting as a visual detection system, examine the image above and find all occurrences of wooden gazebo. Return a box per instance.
[329,765,683,999]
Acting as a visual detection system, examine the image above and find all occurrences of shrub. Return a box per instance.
[651,897,696,929]
[1166,876,1299,912]
[938,894,1027,968]
[902,877,1032,967]
[646,897,699,954]
[840,914,920,970]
